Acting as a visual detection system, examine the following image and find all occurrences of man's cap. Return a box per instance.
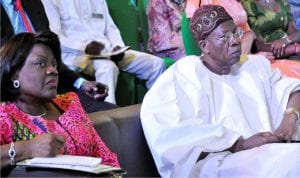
[190,5,233,41]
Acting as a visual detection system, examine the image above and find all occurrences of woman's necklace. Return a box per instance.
[29,106,47,117]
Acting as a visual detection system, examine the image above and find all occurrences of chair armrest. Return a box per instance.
[89,104,159,177]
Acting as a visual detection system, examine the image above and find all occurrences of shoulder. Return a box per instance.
[53,92,82,110]
[0,103,14,144]
[241,55,274,77]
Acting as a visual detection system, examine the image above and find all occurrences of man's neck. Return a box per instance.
[202,55,231,75]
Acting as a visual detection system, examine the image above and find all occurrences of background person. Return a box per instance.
[141,5,300,177]
[0,31,119,170]
[241,0,300,59]
[147,0,186,60]
[42,0,165,104]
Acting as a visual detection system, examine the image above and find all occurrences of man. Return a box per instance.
[141,5,300,177]
[0,0,118,113]
[41,0,165,104]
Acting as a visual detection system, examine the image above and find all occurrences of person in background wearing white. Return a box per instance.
[42,0,166,104]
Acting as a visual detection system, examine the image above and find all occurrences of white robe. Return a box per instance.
[141,55,300,178]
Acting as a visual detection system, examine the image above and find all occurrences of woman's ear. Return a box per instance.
[12,70,20,81]
[198,40,210,54]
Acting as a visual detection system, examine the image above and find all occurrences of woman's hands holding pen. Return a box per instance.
[26,133,66,158]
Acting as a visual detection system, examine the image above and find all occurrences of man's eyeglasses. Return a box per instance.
[206,28,243,42]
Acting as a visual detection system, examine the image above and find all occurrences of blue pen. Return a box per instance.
[32,118,48,133]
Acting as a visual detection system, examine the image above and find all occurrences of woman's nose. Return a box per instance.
[46,65,58,75]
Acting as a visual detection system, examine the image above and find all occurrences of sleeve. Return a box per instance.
[284,0,293,22]
[147,0,183,52]
[41,0,88,51]
[57,64,80,93]
[0,107,13,145]
[102,0,125,48]
[88,121,120,167]
[241,0,265,37]
[140,58,241,177]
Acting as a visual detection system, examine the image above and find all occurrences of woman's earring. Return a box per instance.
[13,80,20,88]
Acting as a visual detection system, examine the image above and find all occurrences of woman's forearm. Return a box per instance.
[0,141,32,170]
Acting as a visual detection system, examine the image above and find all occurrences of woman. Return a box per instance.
[241,0,300,58]
[0,31,119,170]
[147,0,186,60]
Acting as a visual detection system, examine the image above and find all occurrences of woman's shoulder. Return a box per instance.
[0,102,16,118]
[52,92,81,110]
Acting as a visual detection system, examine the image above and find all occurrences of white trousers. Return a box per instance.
[62,49,165,103]
[190,143,300,178]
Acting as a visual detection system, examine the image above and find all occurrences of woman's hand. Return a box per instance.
[26,133,66,157]
[274,112,298,142]
[234,132,279,152]
[270,38,288,58]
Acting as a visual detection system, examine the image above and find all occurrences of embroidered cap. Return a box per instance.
[190,5,233,41]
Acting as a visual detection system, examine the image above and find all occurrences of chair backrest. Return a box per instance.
[106,0,140,50]
[137,0,149,51]
[181,11,202,55]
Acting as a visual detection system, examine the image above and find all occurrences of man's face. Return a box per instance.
[204,20,242,70]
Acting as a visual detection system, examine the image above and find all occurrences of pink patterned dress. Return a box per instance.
[147,0,185,60]
[0,92,119,167]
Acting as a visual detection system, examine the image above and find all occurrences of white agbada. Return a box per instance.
[141,55,300,178]
[42,0,165,103]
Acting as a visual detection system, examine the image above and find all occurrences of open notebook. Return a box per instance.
[16,155,126,175]
[88,46,131,59]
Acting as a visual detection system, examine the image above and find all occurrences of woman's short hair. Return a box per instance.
[0,31,62,102]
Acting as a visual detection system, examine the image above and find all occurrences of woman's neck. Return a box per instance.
[14,97,47,117]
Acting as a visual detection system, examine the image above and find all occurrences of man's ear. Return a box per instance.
[198,40,209,54]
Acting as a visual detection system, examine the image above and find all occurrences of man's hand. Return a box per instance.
[274,112,298,142]
[80,81,108,101]
[233,132,279,152]
[85,41,105,55]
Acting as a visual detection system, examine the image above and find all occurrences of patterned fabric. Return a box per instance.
[190,5,232,40]
[0,92,119,167]
[241,0,293,42]
[147,0,185,60]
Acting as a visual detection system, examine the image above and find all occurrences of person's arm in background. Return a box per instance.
[101,0,125,49]
[58,64,108,101]
[240,23,255,54]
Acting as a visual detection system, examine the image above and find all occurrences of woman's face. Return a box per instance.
[16,44,58,101]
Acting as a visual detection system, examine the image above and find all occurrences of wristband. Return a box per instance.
[285,108,300,122]
[8,142,16,166]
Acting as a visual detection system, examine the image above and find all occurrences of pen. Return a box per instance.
[32,118,48,133]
